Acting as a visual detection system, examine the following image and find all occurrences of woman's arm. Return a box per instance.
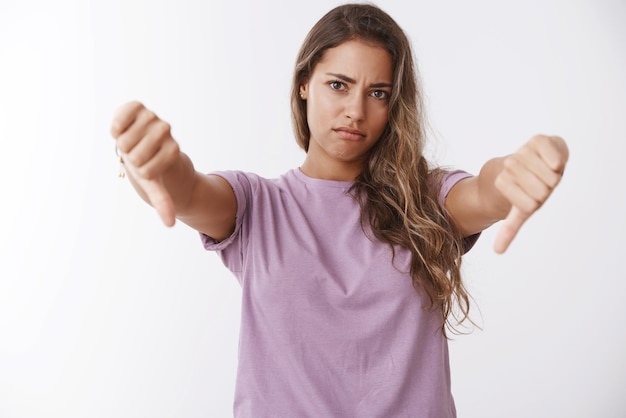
[111,101,236,241]
[444,134,569,253]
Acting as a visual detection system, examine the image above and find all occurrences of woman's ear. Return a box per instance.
[299,82,308,100]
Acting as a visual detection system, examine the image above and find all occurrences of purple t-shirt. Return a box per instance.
[201,168,476,418]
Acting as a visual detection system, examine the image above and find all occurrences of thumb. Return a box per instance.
[141,178,176,227]
[494,206,528,254]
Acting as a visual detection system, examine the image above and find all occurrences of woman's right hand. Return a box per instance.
[111,101,179,227]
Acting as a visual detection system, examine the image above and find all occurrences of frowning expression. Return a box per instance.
[299,39,393,180]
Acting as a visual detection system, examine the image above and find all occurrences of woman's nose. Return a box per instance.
[344,94,365,122]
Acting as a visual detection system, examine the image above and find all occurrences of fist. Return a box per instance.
[111,101,179,226]
[494,134,569,253]
[111,101,180,179]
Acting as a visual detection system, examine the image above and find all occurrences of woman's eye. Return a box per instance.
[329,81,345,90]
[372,90,389,100]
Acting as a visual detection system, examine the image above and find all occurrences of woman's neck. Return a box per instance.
[300,154,365,182]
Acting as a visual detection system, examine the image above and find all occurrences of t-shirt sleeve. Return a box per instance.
[439,169,481,254]
[199,170,252,273]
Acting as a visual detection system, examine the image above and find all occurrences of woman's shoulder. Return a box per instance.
[205,168,305,197]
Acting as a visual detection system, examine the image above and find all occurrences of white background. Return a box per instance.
[1,0,624,417]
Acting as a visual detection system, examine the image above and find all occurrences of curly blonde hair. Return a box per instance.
[291,3,473,333]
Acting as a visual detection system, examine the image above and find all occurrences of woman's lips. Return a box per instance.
[334,127,366,141]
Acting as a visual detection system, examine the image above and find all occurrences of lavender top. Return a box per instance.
[201,168,477,417]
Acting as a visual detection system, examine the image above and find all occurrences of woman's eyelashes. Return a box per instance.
[327,80,390,100]
[329,80,347,91]
[371,90,390,100]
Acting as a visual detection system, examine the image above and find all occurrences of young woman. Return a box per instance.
[111,4,568,417]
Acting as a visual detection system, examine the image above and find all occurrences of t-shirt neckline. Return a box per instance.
[292,167,355,189]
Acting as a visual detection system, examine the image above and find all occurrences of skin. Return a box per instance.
[447,135,568,253]
[111,103,236,241]
[299,40,393,181]
[110,39,569,253]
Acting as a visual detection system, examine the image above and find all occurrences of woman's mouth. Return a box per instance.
[334,127,366,141]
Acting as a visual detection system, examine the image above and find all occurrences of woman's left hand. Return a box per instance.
[494,134,569,253]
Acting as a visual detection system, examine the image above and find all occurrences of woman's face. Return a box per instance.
[299,39,393,181]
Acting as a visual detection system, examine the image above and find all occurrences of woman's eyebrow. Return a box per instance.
[326,72,393,89]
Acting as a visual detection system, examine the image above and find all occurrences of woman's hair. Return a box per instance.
[291,3,472,333]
